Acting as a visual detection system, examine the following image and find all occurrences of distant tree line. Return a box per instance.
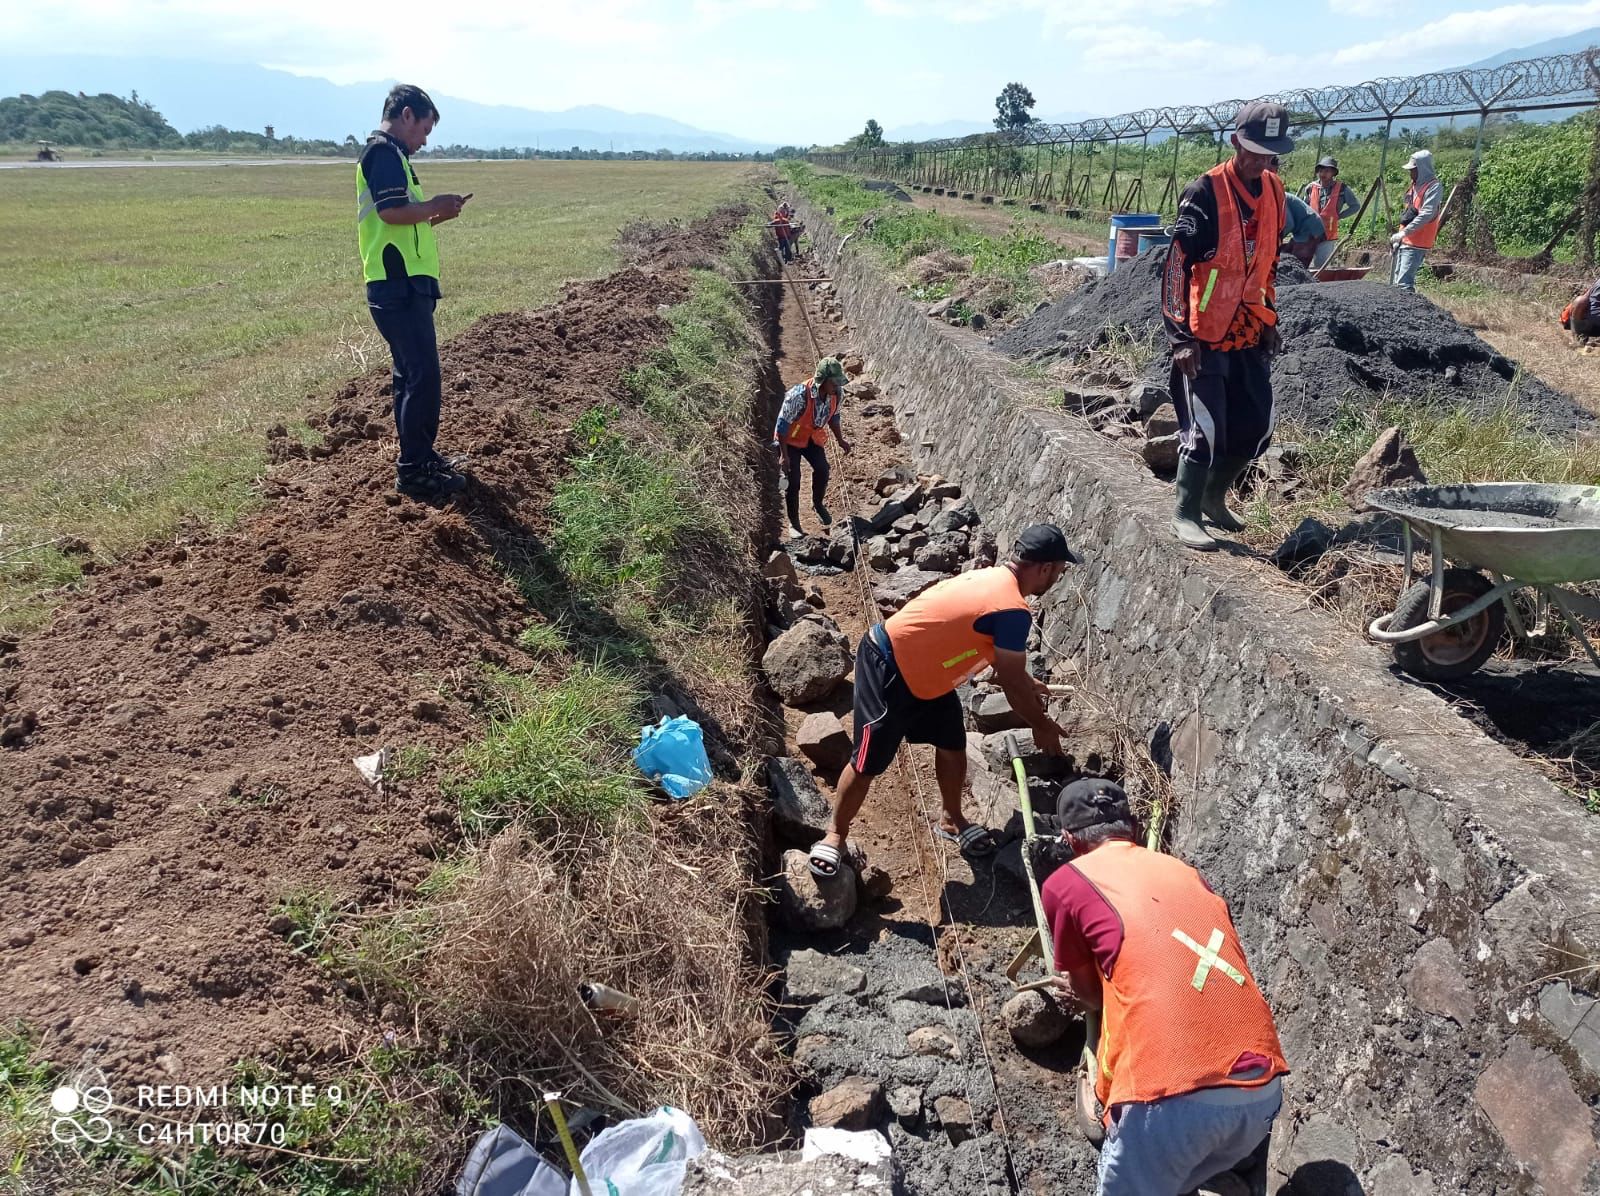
[1,90,358,155]
[3,90,804,162]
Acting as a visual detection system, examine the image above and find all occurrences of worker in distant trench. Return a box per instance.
[358,83,472,500]
[1560,277,1600,344]
[1041,780,1288,1196]
[807,525,1076,880]
[1160,101,1292,551]
[772,357,853,539]
[1391,149,1443,293]
[772,202,802,262]
[1301,157,1360,270]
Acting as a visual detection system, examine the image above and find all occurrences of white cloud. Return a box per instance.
[1332,1,1600,69]
[864,0,917,14]
[692,0,817,24]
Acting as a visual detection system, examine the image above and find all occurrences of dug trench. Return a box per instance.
[0,199,834,1188]
[786,188,1600,1193]
[757,256,1113,1193]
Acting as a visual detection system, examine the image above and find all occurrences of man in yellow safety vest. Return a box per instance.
[357,84,472,500]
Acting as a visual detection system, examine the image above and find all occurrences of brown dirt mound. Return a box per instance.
[0,223,728,1086]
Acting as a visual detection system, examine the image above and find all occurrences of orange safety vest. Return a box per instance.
[773,209,792,231]
[782,382,829,448]
[1401,183,1441,249]
[1187,162,1284,347]
[1307,180,1344,240]
[1069,841,1288,1115]
[884,567,1028,699]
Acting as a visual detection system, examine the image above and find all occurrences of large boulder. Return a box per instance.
[777,849,857,931]
[980,728,1074,779]
[1141,434,1180,474]
[1144,401,1180,438]
[797,712,853,779]
[928,498,978,534]
[768,756,834,842]
[785,948,867,1001]
[873,568,945,613]
[1343,426,1426,512]
[809,1077,885,1131]
[913,535,963,575]
[762,620,851,706]
[874,466,915,496]
[972,690,1026,733]
[1001,989,1071,1047]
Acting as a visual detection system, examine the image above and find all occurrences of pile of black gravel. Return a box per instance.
[995,248,1589,435]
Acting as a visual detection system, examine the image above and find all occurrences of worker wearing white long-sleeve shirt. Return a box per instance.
[1391,150,1443,293]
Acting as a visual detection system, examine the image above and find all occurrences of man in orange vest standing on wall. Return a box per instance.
[807,524,1076,879]
[1391,149,1443,293]
[1301,156,1360,270]
[773,357,853,540]
[1160,101,1292,551]
[1042,780,1288,1195]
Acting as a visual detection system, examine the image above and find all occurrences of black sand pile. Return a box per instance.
[996,249,1589,434]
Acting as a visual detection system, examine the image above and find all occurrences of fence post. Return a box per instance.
[1581,53,1600,267]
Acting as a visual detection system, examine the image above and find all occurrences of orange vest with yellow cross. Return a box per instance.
[884,566,1028,700]
[1068,840,1288,1114]
[1187,161,1284,347]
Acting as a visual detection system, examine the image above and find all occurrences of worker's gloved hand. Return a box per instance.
[1390,232,1404,246]
[1259,325,1282,355]
[1171,342,1201,380]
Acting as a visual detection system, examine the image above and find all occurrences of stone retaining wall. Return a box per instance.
[791,191,1600,1195]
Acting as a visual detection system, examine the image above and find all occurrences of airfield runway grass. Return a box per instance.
[0,158,751,631]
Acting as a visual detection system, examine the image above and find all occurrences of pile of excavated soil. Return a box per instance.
[996,249,1589,435]
[0,212,746,1086]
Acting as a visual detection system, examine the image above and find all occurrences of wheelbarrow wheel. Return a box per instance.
[1390,568,1505,681]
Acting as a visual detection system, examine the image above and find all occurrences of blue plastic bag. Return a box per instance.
[633,716,713,800]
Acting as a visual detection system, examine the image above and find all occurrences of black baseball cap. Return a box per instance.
[1234,101,1296,156]
[1013,523,1079,565]
[1055,777,1131,832]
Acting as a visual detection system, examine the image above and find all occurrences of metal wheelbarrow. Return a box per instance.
[1366,483,1600,681]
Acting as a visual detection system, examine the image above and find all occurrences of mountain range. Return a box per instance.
[0,55,774,154]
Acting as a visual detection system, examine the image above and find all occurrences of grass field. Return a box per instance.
[0,159,752,632]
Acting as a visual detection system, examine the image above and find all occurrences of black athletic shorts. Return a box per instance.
[849,624,966,777]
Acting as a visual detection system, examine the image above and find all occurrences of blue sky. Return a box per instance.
[11,0,1600,143]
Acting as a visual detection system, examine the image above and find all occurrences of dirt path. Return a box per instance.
[768,251,1099,1193]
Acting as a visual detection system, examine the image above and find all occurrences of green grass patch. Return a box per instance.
[784,162,1060,314]
[444,664,644,832]
[553,413,722,605]
[0,1030,485,1196]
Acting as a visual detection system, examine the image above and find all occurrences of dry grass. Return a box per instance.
[1427,279,1600,417]
[352,798,786,1147]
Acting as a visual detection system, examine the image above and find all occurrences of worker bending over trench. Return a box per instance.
[808,525,1076,879]
[1042,780,1288,1196]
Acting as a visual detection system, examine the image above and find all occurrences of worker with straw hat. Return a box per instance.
[772,357,853,540]
[1301,157,1359,270]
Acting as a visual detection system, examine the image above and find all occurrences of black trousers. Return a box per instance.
[369,291,441,470]
[784,441,830,525]
[1169,343,1274,467]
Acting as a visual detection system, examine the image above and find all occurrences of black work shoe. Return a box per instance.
[814,503,834,528]
[396,460,469,500]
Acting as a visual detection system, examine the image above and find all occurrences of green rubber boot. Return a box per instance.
[1201,455,1253,534]
[1172,457,1216,550]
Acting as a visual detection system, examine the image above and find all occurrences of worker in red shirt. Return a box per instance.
[1042,779,1288,1196]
